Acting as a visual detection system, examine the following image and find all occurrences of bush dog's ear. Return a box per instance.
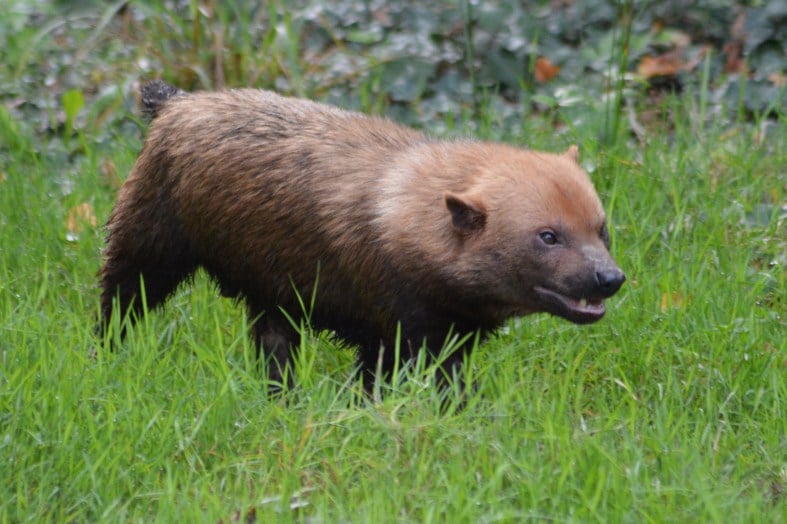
[445,192,487,232]
[565,144,580,163]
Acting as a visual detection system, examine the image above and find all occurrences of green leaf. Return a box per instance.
[62,88,84,138]
[346,28,383,45]
[380,58,433,102]
[531,93,558,108]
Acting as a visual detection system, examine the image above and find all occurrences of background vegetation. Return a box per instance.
[1,0,784,521]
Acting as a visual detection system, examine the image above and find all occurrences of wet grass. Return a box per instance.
[1,1,785,522]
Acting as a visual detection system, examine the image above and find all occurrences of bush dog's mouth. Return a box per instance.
[534,286,606,324]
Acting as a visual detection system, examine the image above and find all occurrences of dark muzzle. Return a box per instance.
[595,268,626,297]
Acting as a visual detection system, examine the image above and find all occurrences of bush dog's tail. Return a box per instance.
[140,80,185,120]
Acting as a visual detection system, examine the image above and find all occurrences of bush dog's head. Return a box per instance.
[445,145,625,324]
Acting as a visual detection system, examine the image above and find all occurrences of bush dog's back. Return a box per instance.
[100,81,625,388]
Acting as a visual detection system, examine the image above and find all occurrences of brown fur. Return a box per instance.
[99,81,625,387]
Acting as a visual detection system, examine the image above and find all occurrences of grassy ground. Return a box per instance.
[1,1,785,522]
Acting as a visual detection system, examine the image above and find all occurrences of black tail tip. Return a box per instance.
[140,80,185,120]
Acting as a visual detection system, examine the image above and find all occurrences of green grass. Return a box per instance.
[1,1,786,522]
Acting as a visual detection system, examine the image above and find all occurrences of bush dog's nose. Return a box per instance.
[596,268,626,297]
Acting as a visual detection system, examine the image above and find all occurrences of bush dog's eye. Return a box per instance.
[539,231,558,245]
[600,223,610,245]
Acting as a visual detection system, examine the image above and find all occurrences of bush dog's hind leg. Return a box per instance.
[99,261,197,340]
[246,303,299,388]
[98,215,198,342]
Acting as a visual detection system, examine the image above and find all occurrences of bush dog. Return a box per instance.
[99,81,625,389]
